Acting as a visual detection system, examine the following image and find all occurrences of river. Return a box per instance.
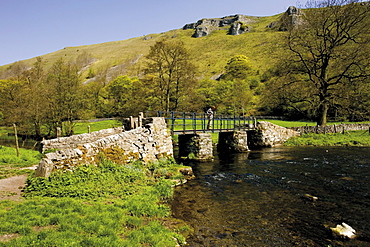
[172,146,370,246]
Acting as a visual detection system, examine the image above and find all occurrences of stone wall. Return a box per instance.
[249,121,300,147]
[41,127,125,153]
[35,117,173,177]
[178,133,213,160]
[218,131,250,152]
[288,123,370,134]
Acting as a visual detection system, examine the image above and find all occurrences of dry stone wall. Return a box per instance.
[41,127,124,153]
[288,123,370,134]
[35,117,173,177]
[249,121,300,147]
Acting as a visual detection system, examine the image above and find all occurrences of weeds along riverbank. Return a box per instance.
[0,155,191,246]
[285,130,370,146]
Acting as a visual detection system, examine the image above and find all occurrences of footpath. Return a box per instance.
[0,165,37,201]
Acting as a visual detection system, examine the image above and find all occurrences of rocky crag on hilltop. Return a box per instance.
[183,14,255,37]
[267,6,303,31]
[183,6,304,38]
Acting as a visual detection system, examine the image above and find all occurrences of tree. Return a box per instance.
[144,39,197,112]
[215,55,260,115]
[282,0,370,125]
[22,57,48,138]
[222,55,253,81]
[106,75,146,117]
[46,58,84,136]
[0,58,49,138]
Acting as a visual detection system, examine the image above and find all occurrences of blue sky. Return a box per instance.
[0,0,299,66]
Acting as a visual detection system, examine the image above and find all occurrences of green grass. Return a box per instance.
[0,158,190,246]
[285,130,370,146]
[260,120,317,128]
[0,120,122,140]
[0,13,284,81]
[0,146,43,179]
[73,120,122,135]
[260,119,370,128]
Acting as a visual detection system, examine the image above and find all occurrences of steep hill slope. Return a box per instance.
[0,10,288,81]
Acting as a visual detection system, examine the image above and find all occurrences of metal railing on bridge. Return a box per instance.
[145,111,284,135]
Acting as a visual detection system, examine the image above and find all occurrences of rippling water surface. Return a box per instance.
[172,146,370,246]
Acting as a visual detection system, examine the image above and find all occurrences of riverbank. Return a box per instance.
[0,152,191,246]
[285,130,370,146]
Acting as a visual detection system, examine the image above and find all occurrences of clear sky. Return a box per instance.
[0,0,300,66]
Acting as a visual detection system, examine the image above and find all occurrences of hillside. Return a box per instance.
[0,10,286,81]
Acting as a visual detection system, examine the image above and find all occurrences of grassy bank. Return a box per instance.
[0,147,43,179]
[285,130,370,146]
[0,152,191,246]
[0,120,122,140]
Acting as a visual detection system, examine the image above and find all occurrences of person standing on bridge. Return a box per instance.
[206,106,216,130]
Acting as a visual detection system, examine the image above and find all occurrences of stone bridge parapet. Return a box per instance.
[248,121,300,148]
[35,117,173,177]
[41,127,125,153]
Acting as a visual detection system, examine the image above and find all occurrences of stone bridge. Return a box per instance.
[35,116,299,177]
[179,121,299,160]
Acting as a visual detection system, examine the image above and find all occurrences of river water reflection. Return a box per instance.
[172,146,370,246]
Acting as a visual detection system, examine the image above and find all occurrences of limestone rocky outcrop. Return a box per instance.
[229,21,249,35]
[183,14,253,37]
[267,6,303,31]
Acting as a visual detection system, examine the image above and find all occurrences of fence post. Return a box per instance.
[138,112,144,127]
[203,113,206,132]
[193,112,197,134]
[130,116,135,129]
[171,112,175,135]
[13,123,20,157]
[56,127,61,138]
[182,112,186,134]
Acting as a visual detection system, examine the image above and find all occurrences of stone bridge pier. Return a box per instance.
[178,131,250,160]
[177,121,300,160]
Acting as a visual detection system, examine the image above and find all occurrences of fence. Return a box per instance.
[145,111,285,135]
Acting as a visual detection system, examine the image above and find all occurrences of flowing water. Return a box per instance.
[172,146,370,246]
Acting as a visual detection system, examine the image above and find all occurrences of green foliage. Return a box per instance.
[0,158,189,246]
[285,131,370,146]
[144,39,198,112]
[105,75,146,117]
[23,159,147,198]
[0,146,42,179]
[222,55,253,81]
[270,0,370,125]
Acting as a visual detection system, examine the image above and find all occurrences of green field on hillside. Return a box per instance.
[0,13,283,80]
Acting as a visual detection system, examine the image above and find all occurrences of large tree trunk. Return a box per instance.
[317,102,328,126]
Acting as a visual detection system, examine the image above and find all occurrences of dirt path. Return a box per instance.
[0,165,37,201]
[0,175,28,201]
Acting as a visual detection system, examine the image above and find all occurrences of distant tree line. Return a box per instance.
[0,0,369,138]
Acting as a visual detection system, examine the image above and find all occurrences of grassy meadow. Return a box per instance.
[0,156,191,246]
[0,146,42,179]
